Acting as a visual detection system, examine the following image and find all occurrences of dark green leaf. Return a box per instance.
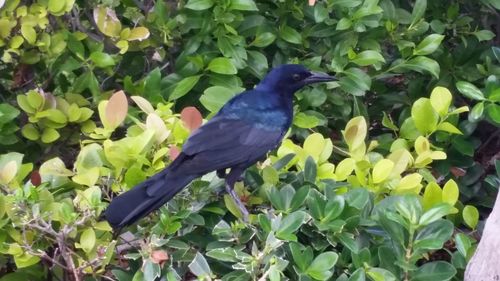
[169,75,202,100]
[411,261,456,281]
[279,25,302,44]
[304,156,317,183]
[411,0,427,26]
[486,104,500,124]
[456,81,485,101]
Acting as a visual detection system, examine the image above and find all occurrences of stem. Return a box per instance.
[404,226,416,281]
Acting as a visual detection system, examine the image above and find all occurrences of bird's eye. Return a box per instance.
[292,74,301,81]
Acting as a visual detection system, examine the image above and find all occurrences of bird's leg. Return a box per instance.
[225,168,249,221]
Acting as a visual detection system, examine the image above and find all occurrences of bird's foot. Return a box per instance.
[225,184,249,222]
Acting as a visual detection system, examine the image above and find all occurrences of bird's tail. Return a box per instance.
[104,167,197,229]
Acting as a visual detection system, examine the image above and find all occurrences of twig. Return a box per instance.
[70,7,103,42]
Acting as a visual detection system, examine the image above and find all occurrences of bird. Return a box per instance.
[104,64,336,229]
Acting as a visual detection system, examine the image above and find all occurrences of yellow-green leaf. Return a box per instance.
[430,86,452,117]
[396,173,422,192]
[343,116,367,150]
[423,182,442,210]
[127,27,150,41]
[411,98,438,135]
[372,159,394,184]
[463,205,479,229]
[21,124,40,141]
[414,136,430,155]
[0,160,17,184]
[21,25,36,44]
[335,158,355,181]
[93,6,122,38]
[41,128,60,143]
[48,0,66,14]
[442,179,459,206]
[303,133,325,161]
[80,228,96,253]
[436,122,462,134]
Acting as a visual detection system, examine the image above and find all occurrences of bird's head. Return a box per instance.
[258,64,336,94]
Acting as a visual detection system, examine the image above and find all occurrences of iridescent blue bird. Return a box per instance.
[105,64,335,228]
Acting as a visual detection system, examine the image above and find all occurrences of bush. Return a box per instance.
[0,0,499,280]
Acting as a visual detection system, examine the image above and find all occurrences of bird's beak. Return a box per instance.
[305,71,337,84]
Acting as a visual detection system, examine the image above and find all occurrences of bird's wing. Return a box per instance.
[145,117,284,196]
[177,116,285,173]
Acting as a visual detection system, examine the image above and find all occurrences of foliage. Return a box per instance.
[0,0,499,280]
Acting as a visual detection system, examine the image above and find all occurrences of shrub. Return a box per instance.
[0,0,498,280]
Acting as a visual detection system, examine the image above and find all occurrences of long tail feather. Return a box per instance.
[104,167,196,228]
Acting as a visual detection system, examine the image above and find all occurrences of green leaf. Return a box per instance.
[67,33,85,60]
[414,34,444,55]
[456,81,485,101]
[486,104,500,124]
[200,86,239,112]
[207,57,237,75]
[294,112,320,128]
[410,0,427,26]
[323,196,345,221]
[366,267,396,281]
[279,25,302,44]
[419,203,455,226]
[229,0,258,11]
[169,75,202,100]
[462,205,479,229]
[351,50,385,66]
[469,102,484,122]
[90,52,115,68]
[262,166,279,185]
[276,211,307,240]
[206,247,238,262]
[473,30,495,42]
[349,268,366,281]
[185,0,214,10]
[250,32,276,47]
[436,122,462,134]
[306,252,338,280]
[345,188,370,209]
[336,18,352,30]
[455,233,472,257]
[80,228,96,253]
[189,252,212,277]
[411,261,456,281]
[398,56,440,79]
[430,86,452,117]
[414,220,454,251]
[339,68,371,95]
[411,98,438,134]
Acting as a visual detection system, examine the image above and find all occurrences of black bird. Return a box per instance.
[105,64,335,228]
